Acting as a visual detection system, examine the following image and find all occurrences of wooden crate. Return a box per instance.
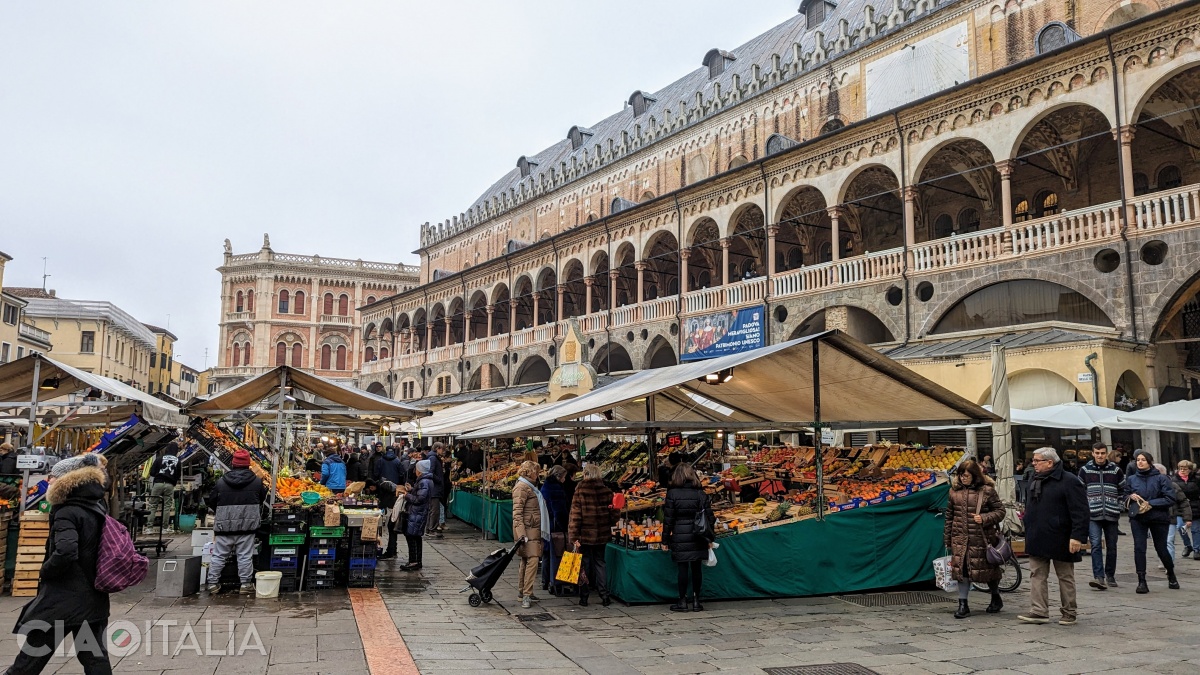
[11,589,37,597]
[13,571,39,581]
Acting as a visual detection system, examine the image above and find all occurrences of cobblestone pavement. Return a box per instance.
[2,519,1198,674]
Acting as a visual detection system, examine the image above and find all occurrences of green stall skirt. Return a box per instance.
[450,489,514,543]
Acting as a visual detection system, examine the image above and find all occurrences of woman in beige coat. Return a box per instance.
[511,461,546,608]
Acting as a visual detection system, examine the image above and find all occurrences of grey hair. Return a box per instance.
[1033,447,1060,463]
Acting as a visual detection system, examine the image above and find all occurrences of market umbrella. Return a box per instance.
[1096,399,1200,434]
[989,342,1020,533]
[1012,402,1118,429]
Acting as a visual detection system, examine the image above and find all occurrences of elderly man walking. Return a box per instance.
[1021,447,1089,625]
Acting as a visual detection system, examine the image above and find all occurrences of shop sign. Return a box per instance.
[681,305,765,362]
[1077,372,1094,383]
[16,455,41,470]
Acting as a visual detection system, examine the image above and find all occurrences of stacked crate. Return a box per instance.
[0,509,12,591]
[305,525,344,590]
[13,511,49,597]
[268,504,306,593]
[347,527,377,588]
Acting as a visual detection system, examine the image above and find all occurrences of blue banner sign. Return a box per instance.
[681,306,765,361]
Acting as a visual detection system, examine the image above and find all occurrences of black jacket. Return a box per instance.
[1023,462,1090,562]
[663,486,715,564]
[346,455,367,482]
[205,468,267,535]
[1124,466,1177,525]
[427,450,444,499]
[0,451,18,475]
[16,466,110,632]
[149,451,181,485]
[1175,472,1200,516]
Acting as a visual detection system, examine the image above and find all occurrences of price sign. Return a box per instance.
[664,432,683,448]
[16,455,41,470]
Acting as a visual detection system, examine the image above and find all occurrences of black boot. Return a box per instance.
[1136,574,1149,594]
[954,600,970,619]
[985,584,1003,614]
[1168,569,1180,589]
[578,584,589,607]
[692,597,704,612]
[669,598,689,612]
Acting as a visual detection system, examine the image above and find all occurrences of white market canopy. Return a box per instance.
[1097,399,1200,434]
[186,366,428,420]
[1011,402,1119,430]
[395,399,531,437]
[0,353,188,427]
[461,331,1000,439]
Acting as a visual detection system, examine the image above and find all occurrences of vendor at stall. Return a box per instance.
[148,438,183,533]
[206,449,268,595]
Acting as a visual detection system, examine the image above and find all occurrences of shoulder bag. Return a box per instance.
[976,491,1014,565]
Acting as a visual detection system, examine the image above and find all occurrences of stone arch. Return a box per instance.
[1114,369,1149,408]
[592,342,634,374]
[561,258,587,318]
[363,322,377,340]
[775,185,831,267]
[1095,1,1158,33]
[919,274,1118,337]
[726,203,766,280]
[365,382,388,397]
[1128,54,1200,125]
[1146,263,1200,341]
[642,230,680,299]
[788,304,900,344]
[467,363,506,391]
[645,335,678,369]
[1003,99,1117,161]
[588,249,610,278]
[914,138,1000,242]
[839,165,904,255]
[685,217,723,290]
[835,162,900,205]
[515,354,552,385]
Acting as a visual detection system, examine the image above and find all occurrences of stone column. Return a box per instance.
[584,277,594,314]
[635,261,647,304]
[464,308,472,343]
[828,207,842,262]
[609,270,619,309]
[720,238,731,285]
[444,317,452,346]
[903,186,918,268]
[532,292,540,327]
[766,225,779,276]
[1116,125,1137,220]
[997,160,1015,228]
[509,299,519,334]
[679,249,690,294]
[486,306,495,338]
[425,323,433,351]
[556,285,565,321]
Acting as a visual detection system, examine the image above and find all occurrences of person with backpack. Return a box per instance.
[9,453,118,674]
[148,439,183,534]
[663,463,715,612]
[205,449,268,595]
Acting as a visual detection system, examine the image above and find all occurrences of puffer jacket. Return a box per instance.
[1168,480,1193,521]
[1175,472,1200,516]
[206,468,267,535]
[540,477,569,534]
[1078,460,1124,521]
[567,477,615,546]
[15,466,110,632]
[511,478,543,558]
[320,454,347,490]
[404,472,435,537]
[944,477,1006,583]
[663,486,715,564]
[1124,466,1176,525]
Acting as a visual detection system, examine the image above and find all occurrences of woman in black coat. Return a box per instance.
[9,454,113,674]
[663,463,715,612]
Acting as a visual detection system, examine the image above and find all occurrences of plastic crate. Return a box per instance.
[269,546,302,557]
[348,557,376,570]
[307,556,336,567]
[306,566,337,578]
[269,534,306,546]
[309,537,342,547]
[271,522,306,535]
[306,577,338,590]
[308,545,337,558]
[308,526,345,538]
[270,554,299,569]
[347,569,375,587]
[278,577,300,593]
[349,542,377,556]
[271,504,303,522]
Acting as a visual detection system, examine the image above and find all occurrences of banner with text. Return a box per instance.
[681,306,765,362]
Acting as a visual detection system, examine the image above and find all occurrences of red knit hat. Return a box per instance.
[231,449,252,468]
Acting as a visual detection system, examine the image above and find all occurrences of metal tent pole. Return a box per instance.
[21,358,42,514]
[812,342,824,522]
[269,369,286,508]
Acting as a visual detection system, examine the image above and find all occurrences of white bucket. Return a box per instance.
[255,571,283,598]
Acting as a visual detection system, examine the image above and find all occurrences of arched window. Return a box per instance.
[1037,191,1060,217]
[1013,199,1031,223]
[336,345,347,370]
[323,293,334,316]
[787,247,803,270]
[1157,165,1182,190]
[380,346,389,360]
[320,345,332,370]
[365,346,375,362]
[366,295,376,305]
[291,343,303,368]
[275,342,287,366]
[278,290,289,314]
[957,208,980,234]
[235,291,244,313]
[294,291,305,315]
[932,280,1113,334]
[1133,173,1149,196]
[933,214,954,239]
[232,343,241,367]
[338,294,349,316]
[243,342,252,366]
[245,292,254,313]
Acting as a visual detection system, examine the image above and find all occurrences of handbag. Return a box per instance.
[975,493,1014,565]
[694,494,715,542]
[1128,497,1152,516]
[556,550,582,585]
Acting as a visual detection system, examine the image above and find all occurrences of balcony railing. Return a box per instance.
[361,358,393,375]
[398,352,423,369]
[580,313,607,333]
[612,304,640,328]
[319,314,353,325]
[1134,183,1199,231]
[18,322,52,345]
[642,295,678,321]
[511,326,535,348]
[225,311,255,322]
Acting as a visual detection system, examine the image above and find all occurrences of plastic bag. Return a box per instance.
[932,555,957,592]
[705,547,718,567]
[556,551,582,584]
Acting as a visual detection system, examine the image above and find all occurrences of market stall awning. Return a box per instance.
[1097,400,1200,434]
[0,353,188,427]
[186,366,428,419]
[398,399,532,437]
[1012,402,1118,430]
[461,331,1000,439]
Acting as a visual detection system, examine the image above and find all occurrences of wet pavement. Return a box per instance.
[1,519,1198,674]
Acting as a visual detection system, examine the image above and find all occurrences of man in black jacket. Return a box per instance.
[205,449,267,594]
[426,443,445,537]
[0,441,18,475]
[1021,447,1089,626]
[148,439,183,534]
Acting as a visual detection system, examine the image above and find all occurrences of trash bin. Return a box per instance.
[155,556,202,597]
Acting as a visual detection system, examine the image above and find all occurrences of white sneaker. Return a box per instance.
[521,596,532,609]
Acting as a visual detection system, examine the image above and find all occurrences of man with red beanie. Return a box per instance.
[205,449,267,594]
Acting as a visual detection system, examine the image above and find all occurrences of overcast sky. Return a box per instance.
[1,1,796,369]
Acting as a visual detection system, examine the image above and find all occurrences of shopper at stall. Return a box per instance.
[205,449,268,595]
[148,439,183,534]
[1174,461,1200,560]
[1155,462,1192,564]
[1020,447,1088,625]
[540,465,570,596]
[658,451,683,487]
[511,461,545,609]
[398,460,434,571]
[375,447,405,560]
[8,453,113,675]
[1123,451,1180,592]
[0,441,18,475]
[663,463,716,613]
[305,453,322,474]
[1078,442,1124,589]
[319,451,347,494]
[944,459,1006,618]
[567,463,614,607]
[426,443,446,538]
[345,452,366,483]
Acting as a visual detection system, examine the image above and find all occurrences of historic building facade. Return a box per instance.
[211,236,420,392]
[360,1,1200,452]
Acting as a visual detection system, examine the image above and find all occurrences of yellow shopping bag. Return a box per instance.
[555,551,582,585]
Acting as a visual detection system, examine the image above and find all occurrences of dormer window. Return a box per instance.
[517,155,539,178]
[628,90,657,117]
[702,48,737,79]
[801,0,833,29]
[567,125,594,150]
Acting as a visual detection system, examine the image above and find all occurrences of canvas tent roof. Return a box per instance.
[397,399,532,437]
[1012,402,1119,430]
[186,366,428,419]
[0,353,187,427]
[1097,399,1200,434]
[461,331,999,439]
